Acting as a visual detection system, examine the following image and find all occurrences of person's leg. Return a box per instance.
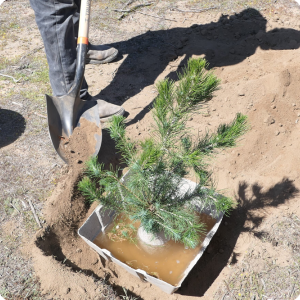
[73,0,80,40]
[29,0,85,97]
[30,0,124,121]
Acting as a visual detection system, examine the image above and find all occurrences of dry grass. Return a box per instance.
[0,3,62,298]
[214,213,300,299]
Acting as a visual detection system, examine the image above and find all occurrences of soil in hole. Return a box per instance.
[94,213,216,286]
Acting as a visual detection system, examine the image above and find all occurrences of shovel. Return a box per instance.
[46,0,101,164]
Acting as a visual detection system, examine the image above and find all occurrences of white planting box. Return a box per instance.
[78,177,224,294]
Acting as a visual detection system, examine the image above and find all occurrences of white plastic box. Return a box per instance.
[78,177,224,294]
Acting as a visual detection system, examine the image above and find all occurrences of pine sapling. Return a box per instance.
[79,58,249,249]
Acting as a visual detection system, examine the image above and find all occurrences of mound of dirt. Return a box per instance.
[30,127,123,299]
[32,248,114,300]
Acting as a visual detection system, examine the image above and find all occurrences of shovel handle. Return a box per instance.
[69,0,91,96]
[77,0,91,45]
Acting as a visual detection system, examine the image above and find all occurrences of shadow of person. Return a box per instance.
[177,177,298,297]
[94,8,300,124]
[0,109,26,148]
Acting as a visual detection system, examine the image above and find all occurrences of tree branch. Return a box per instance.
[170,6,219,13]
[28,199,42,228]
[0,73,21,83]
[136,11,177,22]
[115,2,157,20]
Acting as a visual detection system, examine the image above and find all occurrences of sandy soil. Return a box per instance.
[2,0,300,299]
[62,118,102,165]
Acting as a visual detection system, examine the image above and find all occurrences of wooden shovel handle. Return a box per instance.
[68,0,91,96]
[77,0,91,45]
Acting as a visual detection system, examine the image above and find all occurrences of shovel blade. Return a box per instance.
[46,93,102,164]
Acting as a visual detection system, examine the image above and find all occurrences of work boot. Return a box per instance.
[86,44,118,64]
[82,95,124,122]
[96,99,125,123]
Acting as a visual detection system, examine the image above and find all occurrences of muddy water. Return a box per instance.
[93,213,216,286]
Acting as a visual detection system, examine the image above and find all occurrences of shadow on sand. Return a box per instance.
[178,178,298,296]
[0,109,26,148]
[93,8,300,125]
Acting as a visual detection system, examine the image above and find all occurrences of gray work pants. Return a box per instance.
[29,0,89,99]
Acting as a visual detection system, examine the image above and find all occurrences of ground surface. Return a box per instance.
[2,0,300,299]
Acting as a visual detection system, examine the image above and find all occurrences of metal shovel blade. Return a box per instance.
[46,93,102,164]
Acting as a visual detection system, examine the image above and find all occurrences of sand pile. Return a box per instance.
[61,118,102,166]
